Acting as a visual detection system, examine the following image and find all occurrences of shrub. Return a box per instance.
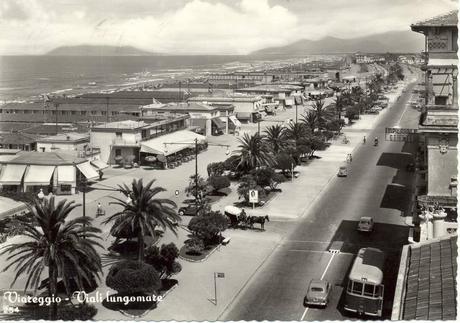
[250,167,275,188]
[145,243,182,278]
[207,175,231,193]
[207,162,225,176]
[271,173,287,190]
[106,260,161,294]
[188,211,228,244]
[275,153,296,175]
[184,237,205,254]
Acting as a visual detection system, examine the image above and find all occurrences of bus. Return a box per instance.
[343,247,385,317]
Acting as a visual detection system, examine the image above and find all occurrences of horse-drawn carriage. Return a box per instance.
[224,205,269,230]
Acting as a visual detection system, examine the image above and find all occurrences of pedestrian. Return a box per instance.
[348,153,353,162]
[98,170,103,181]
[96,202,105,217]
[363,135,366,144]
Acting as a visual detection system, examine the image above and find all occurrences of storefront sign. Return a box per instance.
[385,127,418,142]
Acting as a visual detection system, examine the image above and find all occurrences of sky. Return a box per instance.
[0,0,457,55]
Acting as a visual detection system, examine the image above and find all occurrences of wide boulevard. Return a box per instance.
[221,78,420,321]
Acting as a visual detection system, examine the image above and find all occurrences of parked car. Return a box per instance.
[357,216,374,232]
[304,279,331,307]
[178,204,203,216]
[337,166,348,177]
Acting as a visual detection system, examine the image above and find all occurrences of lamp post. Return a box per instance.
[164,139,230,216]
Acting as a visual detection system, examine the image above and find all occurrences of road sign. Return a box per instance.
[216,272,225,278]
[249,190,258,203]
[385,127,417,142]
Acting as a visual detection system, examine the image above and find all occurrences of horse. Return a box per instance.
[248,215,270,230]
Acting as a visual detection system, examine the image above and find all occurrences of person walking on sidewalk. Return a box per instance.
[363,135,366,144]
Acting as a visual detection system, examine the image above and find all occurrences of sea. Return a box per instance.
[0,54,313,103]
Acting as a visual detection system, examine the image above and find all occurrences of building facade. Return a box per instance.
[411,10,458,240]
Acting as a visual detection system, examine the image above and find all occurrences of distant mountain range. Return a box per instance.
[251,30,425,55]
[46,45,157,56]
[46,30,424,56]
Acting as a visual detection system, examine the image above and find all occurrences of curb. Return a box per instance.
[179,243,220,263]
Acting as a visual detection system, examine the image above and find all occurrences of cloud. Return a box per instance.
[0,0,457,55]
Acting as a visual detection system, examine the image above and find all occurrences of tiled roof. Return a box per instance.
[0,133,39,145]
[412,10,458,28]
[402,235,457,320]
[37,132,89,143]
[6,151,86,166]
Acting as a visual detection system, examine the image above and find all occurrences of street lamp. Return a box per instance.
[163,138,230,216]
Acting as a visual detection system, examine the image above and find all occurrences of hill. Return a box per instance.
[251,30,424,55]
[46,45,157,56]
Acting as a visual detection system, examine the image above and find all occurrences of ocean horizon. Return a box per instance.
[0,54,310,102]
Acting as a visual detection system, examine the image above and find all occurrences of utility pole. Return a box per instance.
[194,138,199,216]
[54,102,59,134]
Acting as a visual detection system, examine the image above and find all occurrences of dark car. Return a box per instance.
[178,204,203,216]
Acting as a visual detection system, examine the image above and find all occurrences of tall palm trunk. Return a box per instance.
[48,264,58,320]
[138,230,144,263]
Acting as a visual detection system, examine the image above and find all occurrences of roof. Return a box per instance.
[4,151,86,166]
[142,102,220,112]
[0,133,39,145]
[349,248,385,285]
[187,95,261,103]
[92,120,147,130]
[37,132,89,143]
[411,10,458,28]
[400,235,457,320]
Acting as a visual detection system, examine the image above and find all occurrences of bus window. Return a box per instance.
[352,282,363,295]
[364,284,375,297]
[375,285,383,297]
[347,280,353,292]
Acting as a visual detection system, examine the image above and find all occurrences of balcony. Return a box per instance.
[112,138,141,147]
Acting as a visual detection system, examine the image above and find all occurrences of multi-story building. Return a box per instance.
[141,102,233,136]
[410,10,458,240]
[90,115,190,165]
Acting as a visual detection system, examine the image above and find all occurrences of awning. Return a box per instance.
[228,115,242,127]
[24,165,55,186]
[0,164,27,185]
[90,159,109,170]
[432,84,452,96]
[211,117,225,130]
[140,130,206,157]
[236,112,251,120]
[427,58,458,67]
[57,165,75,183]
[76,162,99,180]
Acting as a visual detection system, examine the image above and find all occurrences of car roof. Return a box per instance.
[309,279,328,288]
[360,216,373,221]
[339,166,347,169]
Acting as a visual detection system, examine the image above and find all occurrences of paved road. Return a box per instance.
[221,79,419,321]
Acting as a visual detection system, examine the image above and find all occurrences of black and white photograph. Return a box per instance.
[0,0,458,321]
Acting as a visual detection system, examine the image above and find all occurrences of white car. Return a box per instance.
[357,216,374,232]
[304,279,331,307]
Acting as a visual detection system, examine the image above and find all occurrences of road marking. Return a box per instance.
[300,252,337,321]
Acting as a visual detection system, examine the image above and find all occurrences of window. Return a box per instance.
[81,111,87,116]
[375,285,383,297]
[60,184,72,193]
[71,111,77,115]
[115,132,122,138]
[115,149,121,156]
[352,282,363,295]
[364,284,375,297]
[434,96,448,105]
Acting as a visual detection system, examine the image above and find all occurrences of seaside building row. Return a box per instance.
[391,10,458,321]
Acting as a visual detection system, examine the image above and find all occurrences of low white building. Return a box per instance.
[36,133,90,152]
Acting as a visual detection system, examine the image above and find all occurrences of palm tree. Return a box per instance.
[284,121,309,144]
[333,95,345,121]
[264,124,288,154]
[312,99,332,130]
[103,178,179,263]
[301,110,317,133]
[235,133,273,171]
[1,197,103,320]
